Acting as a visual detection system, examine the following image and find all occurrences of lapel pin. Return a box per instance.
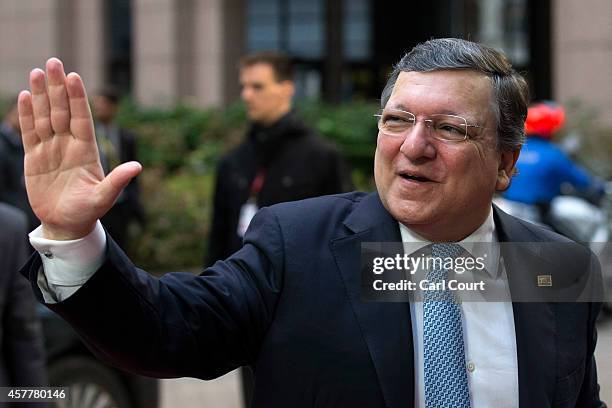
[537,275,552,287]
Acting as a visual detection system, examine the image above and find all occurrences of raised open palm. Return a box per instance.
[18,58,142,240]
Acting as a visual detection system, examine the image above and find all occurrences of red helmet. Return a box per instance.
[525,101,566,139]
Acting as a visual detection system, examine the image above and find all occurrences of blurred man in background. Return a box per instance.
[207,51,352,267]
[206,51,353,405]
[93,88,146,250]
[0,98,38,230]
[0,203,47,397]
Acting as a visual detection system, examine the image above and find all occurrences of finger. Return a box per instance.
[29,68,53,141]
[17,91,40,151]
[45,58,71,135]
[95,162,143,211]
[65,72,95,143]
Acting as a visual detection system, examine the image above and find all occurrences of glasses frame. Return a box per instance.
[374,108,487,142]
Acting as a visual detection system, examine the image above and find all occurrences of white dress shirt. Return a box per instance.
[400,208,519,408]
[31,208,519,407]
[30,221,105,303]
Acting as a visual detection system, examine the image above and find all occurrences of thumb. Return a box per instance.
[95,161,143,209]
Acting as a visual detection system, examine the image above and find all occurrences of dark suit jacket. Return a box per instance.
[115,128,143,218]
[207,111,353,266]
[22,192,604,407]
[0,203,47,388]
[0,128,39,230]
[99,126,143,218]
[99,127,145,248]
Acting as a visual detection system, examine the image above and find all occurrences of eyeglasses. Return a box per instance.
[374,109,486,142]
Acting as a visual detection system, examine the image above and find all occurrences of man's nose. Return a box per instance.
[399,122,436,160]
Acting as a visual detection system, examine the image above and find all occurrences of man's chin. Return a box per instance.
[388,202,436,226]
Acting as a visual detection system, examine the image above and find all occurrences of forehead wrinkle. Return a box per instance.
[389,71,493,126]
[385,103,413,113]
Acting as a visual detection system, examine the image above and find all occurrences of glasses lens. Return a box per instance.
[378,110,415,136]
[431,115,468,141]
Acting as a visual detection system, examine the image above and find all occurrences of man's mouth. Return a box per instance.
[399,172,432,182]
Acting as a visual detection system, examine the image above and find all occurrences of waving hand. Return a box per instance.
[18,58,142,240]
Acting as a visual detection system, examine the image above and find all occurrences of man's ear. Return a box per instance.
[495,148,520,192]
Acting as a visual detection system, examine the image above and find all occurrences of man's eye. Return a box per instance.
[384,115,411,124]
[438,124,463,134]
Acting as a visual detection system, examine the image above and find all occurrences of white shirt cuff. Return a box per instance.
[29,221,107,303]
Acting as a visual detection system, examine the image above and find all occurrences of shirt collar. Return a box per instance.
[398,207,500,278]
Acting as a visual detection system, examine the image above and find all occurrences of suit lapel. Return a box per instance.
[494,207,556,407]
[332,200,557,407]
[332,193,414,408]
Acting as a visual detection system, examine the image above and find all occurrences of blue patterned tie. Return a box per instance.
[423,243,471,408]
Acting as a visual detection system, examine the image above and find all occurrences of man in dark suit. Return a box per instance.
[18,39,605,407]
[0,99,39,230]
[207,51,352,267]
[93,88,145,250]
[0,203,47,391]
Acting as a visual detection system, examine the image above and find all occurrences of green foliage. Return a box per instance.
[298,100,378,174]
[116,99,378,271]
[128,170,214,271]
[117,99,248,172]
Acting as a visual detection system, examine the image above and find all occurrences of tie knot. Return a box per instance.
[431,242,463,259]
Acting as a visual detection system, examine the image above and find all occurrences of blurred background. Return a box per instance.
[0,0,611,407]
[0,0,609,271]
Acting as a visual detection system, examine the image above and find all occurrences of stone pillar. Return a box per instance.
[0,0,59,95]
[0,0,105,99]
[133,0,180,105]
[192,0,224,107]
[133,0,245,107]
[553,0,612,125]
[72,0,106,92]
[189,0,246,107]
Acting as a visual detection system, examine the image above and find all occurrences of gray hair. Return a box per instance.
[381,38,529,151]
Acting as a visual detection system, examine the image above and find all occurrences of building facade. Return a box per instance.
[0,0,610,124]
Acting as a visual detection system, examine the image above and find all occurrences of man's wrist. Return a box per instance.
[30,220,107,287]
[41,222,97,241]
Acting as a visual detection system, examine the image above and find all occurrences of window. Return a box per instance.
[246,0,373,101]
[105,0,132,92]
[246,0,281,51]
[470,0,529,66]
[343,0,371,61]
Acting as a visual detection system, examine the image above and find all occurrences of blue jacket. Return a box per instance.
[504,137,603,204]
